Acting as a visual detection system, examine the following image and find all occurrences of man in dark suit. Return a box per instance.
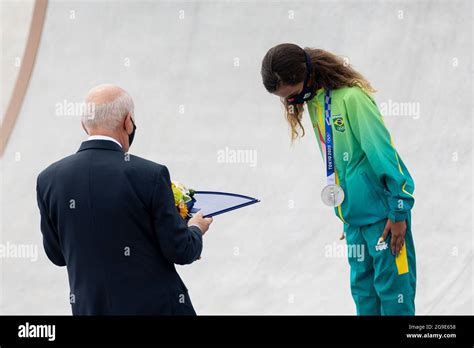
[36,84,213,315]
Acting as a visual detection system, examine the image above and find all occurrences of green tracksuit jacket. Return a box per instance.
[307,86,415,227]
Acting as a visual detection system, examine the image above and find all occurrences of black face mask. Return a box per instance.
[287,51,315,105]
[128,119,137,147]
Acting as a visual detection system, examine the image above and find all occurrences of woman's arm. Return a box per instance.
[343,87,415,223]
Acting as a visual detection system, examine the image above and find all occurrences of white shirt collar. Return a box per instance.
[87,135,122,148]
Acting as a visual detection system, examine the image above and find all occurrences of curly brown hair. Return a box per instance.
[261,43,375,141]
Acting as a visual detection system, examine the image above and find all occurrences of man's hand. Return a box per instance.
[380,219,407,256]
[188,212,213,235]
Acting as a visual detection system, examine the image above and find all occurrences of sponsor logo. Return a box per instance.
[375,238,389,252]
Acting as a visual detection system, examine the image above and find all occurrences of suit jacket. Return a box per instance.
[36,140,203,315]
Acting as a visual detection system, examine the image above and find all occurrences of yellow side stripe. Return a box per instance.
[395,243,409,275]
[335,171,347,224]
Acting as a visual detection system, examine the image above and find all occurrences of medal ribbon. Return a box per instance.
[323,90,336,186]
[317,90,347,236]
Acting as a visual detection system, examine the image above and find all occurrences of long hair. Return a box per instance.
[261,43,375,141]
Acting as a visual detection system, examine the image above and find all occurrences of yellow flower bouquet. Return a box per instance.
[171,181,196,220]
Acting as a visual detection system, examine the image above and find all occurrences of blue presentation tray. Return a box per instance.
[189,191,260,218]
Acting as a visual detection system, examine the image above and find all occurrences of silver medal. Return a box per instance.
[321,184,345,207]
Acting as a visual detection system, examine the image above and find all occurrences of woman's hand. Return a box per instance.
[380,219,407,256]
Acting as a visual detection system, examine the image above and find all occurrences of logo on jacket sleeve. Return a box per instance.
[332,115,345,132]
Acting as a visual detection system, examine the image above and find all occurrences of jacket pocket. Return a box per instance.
[361,172,389,213]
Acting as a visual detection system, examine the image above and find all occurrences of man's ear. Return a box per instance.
[81,121,89,135]
[124,113,133,134]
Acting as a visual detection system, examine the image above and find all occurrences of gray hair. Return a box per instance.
[82,86,134,131]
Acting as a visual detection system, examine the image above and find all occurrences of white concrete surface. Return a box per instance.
[0,0,472,314]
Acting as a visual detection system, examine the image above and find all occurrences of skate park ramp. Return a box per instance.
[0,0,472,314]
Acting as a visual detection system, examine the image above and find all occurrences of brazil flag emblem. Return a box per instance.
[332,115,345,132]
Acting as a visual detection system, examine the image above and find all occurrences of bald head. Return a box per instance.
[82,84,134,130]
[86,84,126,105]
[81,84,136,151]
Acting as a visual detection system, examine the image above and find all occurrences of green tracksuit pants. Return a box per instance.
[344,212,416,315]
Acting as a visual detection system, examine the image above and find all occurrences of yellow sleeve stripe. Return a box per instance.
[389,136,404,175]
[389,136,415,199]
[402,182,415,199]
